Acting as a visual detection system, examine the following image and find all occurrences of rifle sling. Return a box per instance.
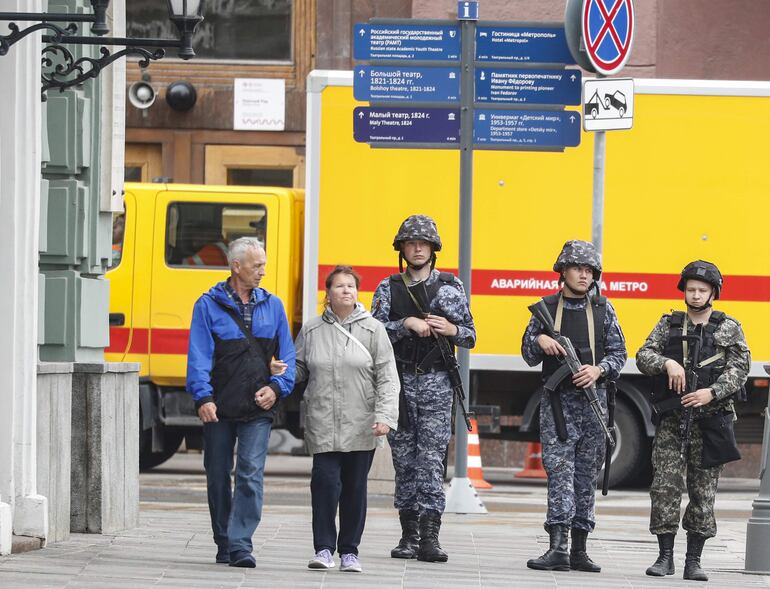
[555,293,596,366]
[399,272,446,367]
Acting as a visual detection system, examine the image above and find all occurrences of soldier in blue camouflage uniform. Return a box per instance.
[371,215,476,563]
[521,240,627,573]
[637,261,750,582]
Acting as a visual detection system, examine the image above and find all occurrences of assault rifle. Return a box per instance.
[433,329,473,433]
[679,326,704,457]
[528,300,615,447]
[398,273,472,432]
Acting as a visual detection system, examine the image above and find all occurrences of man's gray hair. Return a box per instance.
[227,237,264,266]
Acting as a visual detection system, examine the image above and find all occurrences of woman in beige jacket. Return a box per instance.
[295,266,399,573]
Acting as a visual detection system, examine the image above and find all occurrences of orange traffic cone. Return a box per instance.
[467,418,492,489]
[515,442,548,479]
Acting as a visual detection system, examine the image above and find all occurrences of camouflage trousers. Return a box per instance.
[387,370,452,514]
[649,413,722,538]
[539,387,607,532]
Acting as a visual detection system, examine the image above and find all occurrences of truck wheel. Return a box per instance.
[599,399,649,488]
[139,426,184,471]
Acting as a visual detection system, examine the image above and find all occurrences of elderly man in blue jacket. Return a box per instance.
[187,236,295,568]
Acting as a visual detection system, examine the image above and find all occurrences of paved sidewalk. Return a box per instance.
[1,500,768,588]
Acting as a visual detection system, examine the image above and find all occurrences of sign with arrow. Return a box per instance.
[354,66,461,103]
[353,23,461,62]
[476,25,576,64]
[474,109,581,147]
[353,106,461,144]
[475,68,582,105]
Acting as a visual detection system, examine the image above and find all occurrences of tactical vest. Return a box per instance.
[541,293,606,382]
[388,272,455,369]
[657,311,727,392]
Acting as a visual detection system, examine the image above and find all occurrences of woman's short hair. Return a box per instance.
[323,265,361,307]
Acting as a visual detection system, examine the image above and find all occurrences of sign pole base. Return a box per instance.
[444,477,487,514]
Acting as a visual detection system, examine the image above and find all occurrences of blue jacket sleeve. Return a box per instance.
[268,298,296,397]
[186,297,215,408]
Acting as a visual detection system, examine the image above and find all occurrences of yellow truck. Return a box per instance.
[108,72,770,483]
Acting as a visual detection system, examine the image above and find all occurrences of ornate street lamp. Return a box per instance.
[0,1,205,98]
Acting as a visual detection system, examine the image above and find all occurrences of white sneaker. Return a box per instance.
[340,553,362,572]
[308,549,335,569]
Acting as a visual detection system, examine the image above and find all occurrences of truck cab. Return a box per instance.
[106,183,304,469]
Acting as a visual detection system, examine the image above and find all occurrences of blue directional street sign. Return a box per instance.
[476,25,576,64]
[473,109,581,147]
[354,107,460,144]
[354,66,461,103]
[475,68,581,105]
[353,23,461,62]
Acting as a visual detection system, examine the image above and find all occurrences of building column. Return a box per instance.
[0,0,48,552]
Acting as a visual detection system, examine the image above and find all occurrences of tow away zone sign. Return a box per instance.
[582,77,634,131]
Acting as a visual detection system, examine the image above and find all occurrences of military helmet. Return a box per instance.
[678,260,723,299]
[553,239,602,279]
[392,214,442,252]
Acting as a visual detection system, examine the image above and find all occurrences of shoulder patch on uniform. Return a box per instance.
[438,271,455,283]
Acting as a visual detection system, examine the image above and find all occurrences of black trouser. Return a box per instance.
[311,450,375,555]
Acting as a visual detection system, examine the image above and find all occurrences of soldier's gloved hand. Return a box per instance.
[536,334,567,356]
[681,388,715,408]
[664,359,686,393]
[573,364,601,388]
[404,316,432,337]
[425,314,458,337]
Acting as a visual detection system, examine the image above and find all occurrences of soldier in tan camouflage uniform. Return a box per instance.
[637,260,750,582]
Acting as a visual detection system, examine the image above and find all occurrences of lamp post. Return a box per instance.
[745,365,770,573]
[0,0,206,98]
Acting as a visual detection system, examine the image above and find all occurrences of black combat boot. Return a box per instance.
[646,533,675,576]
[416,511,448,562]
[391,510,420,559]
[683,532,708,581]
[526,524,570,571]
[569,528,601,572]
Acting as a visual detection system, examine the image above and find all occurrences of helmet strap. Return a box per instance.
[685,290,714,313]
[400,251,435,272]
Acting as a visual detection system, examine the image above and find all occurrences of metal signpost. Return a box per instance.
[565,0,635,256]
[353,1,582,514]
[745,365,770,573]
[582,77,634,131]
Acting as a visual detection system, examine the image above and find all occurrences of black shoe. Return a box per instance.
[646,533,675,576]
[527,525,570,571]
[569,528,601,572]
[391,510,420,559]
[215,546,229,564]
[229,551,256,568]
[416,511,448,563]
[683,532,708,581]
